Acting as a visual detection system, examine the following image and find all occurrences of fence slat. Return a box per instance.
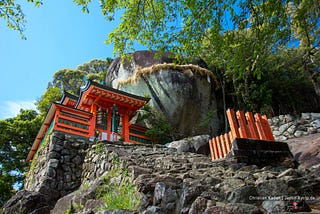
[229,131,234,143]
[224,133,231,154]
[236,110,250,138]
[254,113,268,140]
[245,111,260,139]
[216,137,223,159]
[209,139,216,160]
[262,115,275,141]
[212,137,219,160]
[226,109,240,139]
[220,135,227,158]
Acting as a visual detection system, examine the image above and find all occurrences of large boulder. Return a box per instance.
[166,135,210,155]
[1,190,52,214]
[105,50,222,137]
[285,133,320,168]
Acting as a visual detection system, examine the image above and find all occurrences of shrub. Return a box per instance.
[97,168,141,211]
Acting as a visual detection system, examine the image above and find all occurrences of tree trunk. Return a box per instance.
[310,72,320,96]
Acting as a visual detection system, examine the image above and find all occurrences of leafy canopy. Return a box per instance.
[72,0,317,55]
[0,0,42,39]
[0,110,41,204]
[73,0,319,110]
[49,58,113,95]
[35,87,62,117]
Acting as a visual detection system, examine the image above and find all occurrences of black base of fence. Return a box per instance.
[227,138,296,167]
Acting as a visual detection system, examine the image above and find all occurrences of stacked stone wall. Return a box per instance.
[269,112,320,141]
[24,131,90,201]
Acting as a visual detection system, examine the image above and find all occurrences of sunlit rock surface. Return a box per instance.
[105,50,222,137]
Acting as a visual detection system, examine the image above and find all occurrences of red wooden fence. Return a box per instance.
[209,109,275,161]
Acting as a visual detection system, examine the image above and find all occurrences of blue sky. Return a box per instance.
[0,0,122,119]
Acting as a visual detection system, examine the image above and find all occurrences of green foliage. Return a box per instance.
[145,111,175,144]
[216,47,320,115]
[52,69,86,95]
[82,182,89,190]
[0,0,42,39]
[198,110,215,130]
[35,87,62,117]
[82,146,141,211]
[94,142,105,154]
[49,58,112,95]
[0,170,15,207]
[112,154,120,164]
[262,48,319,114]
[101,181,140,211]
[0,109,41,204]
[97,168,141,211]
[74,0,309,59]
[77,58,113,80]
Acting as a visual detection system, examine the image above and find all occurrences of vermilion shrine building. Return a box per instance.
[26,81,152,163]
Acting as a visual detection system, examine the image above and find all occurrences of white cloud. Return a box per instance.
[0,100,37,120]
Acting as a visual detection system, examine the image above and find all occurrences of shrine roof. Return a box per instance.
[59,91,79,107]
[59,91,78,103]
[75,81,150,111]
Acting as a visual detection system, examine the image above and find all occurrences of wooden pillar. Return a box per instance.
[212,137,220,160]
[89,104,97,138]
[122,110,130,142]
[107,107,112,140]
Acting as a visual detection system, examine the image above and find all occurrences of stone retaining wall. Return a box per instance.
[269,112,320,141]
[24,131,90,201]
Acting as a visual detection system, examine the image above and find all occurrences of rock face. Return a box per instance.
[105,50,222,137]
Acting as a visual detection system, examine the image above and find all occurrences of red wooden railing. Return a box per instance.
[54,108,93,138]
[209,109,275,161]
[129,124,153,144]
